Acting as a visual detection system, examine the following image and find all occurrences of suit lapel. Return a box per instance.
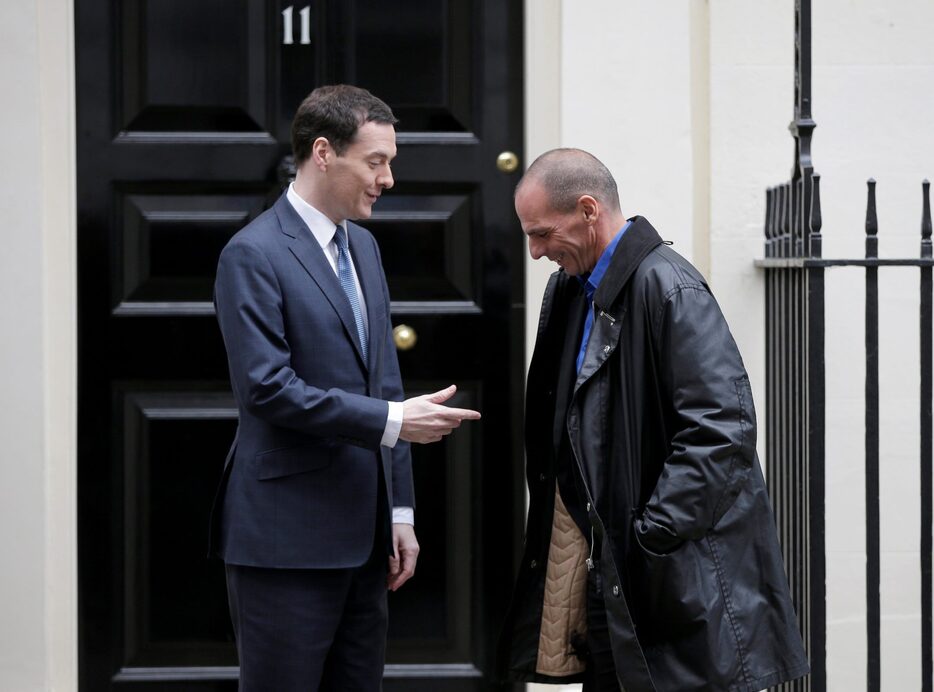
[273,195,367,366]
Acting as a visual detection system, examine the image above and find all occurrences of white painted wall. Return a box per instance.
[0,0,77,690]
[709,0,791,444]
[525,0,705,362]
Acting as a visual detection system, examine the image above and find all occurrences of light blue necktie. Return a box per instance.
[334,225,368,362]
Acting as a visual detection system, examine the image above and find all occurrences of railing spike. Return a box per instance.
[776,186,783,258]
[866,179,878,259]
[810,173,822,258]
[922,179,932,259]
[766,188,775,241]
[922,179,932,240]
[866,179,878,236]
[796,176,806,257]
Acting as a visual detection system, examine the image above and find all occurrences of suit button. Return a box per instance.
[539,473,547,482]
[612,585,621,597]
[530,560,539,569]
[586,502,592,512]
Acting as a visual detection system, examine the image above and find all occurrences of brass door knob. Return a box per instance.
[496,151,520,174]
[392,324,417,351]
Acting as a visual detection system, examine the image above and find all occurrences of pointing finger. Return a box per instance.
[439,407,481,421]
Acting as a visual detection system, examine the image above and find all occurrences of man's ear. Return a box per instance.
[578,194,599,225]
[311,137,331,171]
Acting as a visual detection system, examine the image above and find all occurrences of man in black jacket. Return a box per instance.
[497,148,809,691]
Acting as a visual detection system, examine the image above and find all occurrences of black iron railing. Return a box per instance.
[757,2,933,689]
[759,176,933,692]
[759,177,825,692]
[757,3,824,689]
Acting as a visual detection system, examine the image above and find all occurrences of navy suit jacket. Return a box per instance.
[210,192,414,569]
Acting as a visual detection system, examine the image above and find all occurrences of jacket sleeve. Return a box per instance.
[637,283,756,551]
[372,236,415,509]
[214,238,389,449]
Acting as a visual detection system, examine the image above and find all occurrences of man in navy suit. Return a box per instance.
[212,84,481,692]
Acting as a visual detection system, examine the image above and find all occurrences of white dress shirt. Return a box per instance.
[286,184,412,525]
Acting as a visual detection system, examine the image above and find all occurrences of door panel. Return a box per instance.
[118,0,270,134]
[349,0,473,132]
[117,389,237,669]
[77,1,524,690]
[386,384,478,665]
[115,188,269,314]
[369,188,479,304]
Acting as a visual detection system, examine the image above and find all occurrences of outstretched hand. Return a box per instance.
[399,384,481,444]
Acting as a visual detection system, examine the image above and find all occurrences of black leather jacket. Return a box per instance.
[498,217,809,691]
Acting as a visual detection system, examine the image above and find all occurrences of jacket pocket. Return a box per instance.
[631,527,712,645]
[634,514,683,556]
[254,443,332,480]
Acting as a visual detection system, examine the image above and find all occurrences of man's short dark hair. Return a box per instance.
[291,85,398,164]
[519,148,621,213]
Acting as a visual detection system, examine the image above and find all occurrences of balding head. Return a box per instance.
[517,148,621,214]
[515,148,628,276]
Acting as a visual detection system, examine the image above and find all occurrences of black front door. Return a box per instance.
[75,2,524,690]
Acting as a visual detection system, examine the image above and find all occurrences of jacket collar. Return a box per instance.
[593,216,664,312]
[572,217,664,391]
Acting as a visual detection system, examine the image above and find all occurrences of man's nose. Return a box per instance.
[528,237,544,260]
[379,168,394,190]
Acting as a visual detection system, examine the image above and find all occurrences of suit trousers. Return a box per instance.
[225,542,388,692]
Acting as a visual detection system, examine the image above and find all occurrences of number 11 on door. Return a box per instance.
[282,5,311,45]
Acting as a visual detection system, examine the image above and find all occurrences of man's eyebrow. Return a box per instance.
[368,149,395,159]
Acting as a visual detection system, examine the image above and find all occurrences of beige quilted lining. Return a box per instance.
[535,483,589,676]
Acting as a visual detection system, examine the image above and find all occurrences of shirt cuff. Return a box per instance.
[392,507,414,525]
[381,400,403,448]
